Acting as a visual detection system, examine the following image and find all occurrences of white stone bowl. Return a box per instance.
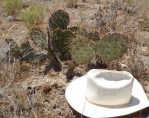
[86,69,134,106]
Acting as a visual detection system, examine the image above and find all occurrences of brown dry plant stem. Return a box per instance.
[129,35,148,79]
[43,28,62,76]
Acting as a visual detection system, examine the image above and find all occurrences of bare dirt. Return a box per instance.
[0,0,149,118]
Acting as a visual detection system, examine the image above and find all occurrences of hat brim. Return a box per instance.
[65,75,149,118]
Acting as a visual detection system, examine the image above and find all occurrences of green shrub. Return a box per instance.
[4,0,23,17]
[20,3,45,30]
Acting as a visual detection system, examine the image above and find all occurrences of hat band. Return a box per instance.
[85,96,132,107]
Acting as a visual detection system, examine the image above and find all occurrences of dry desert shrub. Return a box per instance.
[65,0,78,8]
[20,3,45,30]
[128,41,148,78]
[0,45,45,118]
[4,0,23,18]
[136,0,149,20]
[135,0,149,30]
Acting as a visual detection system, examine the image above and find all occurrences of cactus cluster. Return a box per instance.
[49,10,70,30]
[5,8,130,78]
[48,10,73,60]
[48,10,100,61]
[96,33,128,61]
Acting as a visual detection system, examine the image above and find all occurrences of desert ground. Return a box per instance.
[0,0,149,118]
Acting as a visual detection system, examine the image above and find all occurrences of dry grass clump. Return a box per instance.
[0,51,43,117]
[20,3,45,30]
[137,0,149,19]
[65,0,78,8]
[128,41,147,79]
[0,58,72,117]
[4,0,23,17]
[136,0,149,30]
[126,0,133,5]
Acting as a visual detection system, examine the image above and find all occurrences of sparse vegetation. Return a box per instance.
[20,3,45,30]
[65,0,78,8]
[0,0,149,117]
[126,0,133,5]
[137,0,149,30]
[4,0,23,18]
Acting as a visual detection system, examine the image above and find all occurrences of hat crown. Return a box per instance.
[86,69,134,106]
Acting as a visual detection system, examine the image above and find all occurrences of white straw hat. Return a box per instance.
[65,69,149,118]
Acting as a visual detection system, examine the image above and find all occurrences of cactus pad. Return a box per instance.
[30,29,47,50]
[5,39,46,63]
[52,29,74,60]
[70,36,94,65]
[96,33,128,61]
[19,41,46,63]
[49,10,70,30]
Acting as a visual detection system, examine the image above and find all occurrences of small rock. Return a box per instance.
[141,47,149,56]
[40,65,46,72]
[54,108,62,115]
[6,16,14,22]
[138,19,146,25]
[117,10,125,16]
[43,85,52,94]
[139,31,149,46]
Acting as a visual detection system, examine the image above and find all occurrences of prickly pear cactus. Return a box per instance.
[20,41,46,63]
[5,39,46,63]
[30,29,47,50]
[52,29,74,60]
[70,36,95,65]
[5,39,21,59]
[88,31,100,42]
[96,33,128,61]
[74,29,99,50]
[49,10,70,30]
